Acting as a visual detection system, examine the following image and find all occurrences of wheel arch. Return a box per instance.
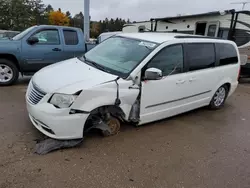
[83,105,126,132]
[0,54,21,73]
[223,82,231,93]
[213,77,233,94]
[87,105,126,121]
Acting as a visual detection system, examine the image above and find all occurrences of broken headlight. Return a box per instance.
[49,93,77,108]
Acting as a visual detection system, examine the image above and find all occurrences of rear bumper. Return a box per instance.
[228,82,238,97]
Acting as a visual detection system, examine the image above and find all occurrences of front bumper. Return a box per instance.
[26,100,89,140]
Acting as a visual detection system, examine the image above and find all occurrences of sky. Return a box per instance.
[42,0,248,21]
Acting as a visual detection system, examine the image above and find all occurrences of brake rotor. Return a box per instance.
[103,116,121,136]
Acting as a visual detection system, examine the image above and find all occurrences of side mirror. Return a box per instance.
[27,36,39,45]
[144,67,162,80]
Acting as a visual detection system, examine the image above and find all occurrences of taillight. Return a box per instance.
[238,66,241,80]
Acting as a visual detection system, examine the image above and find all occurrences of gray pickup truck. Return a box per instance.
[0,25,96,86]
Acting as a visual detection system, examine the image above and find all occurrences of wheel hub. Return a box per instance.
[0,64,13,82]
[214,87,226,107]
[107,117,121,135]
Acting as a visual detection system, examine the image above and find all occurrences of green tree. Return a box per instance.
[45,4,53,12]
[66,11,71,18]
[28,0,46,25]
[0,0,133,36]
[72,11,84,29]
[8,0,33,30]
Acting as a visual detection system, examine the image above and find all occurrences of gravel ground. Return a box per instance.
[1,77,250,188]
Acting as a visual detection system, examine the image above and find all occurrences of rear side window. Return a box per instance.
[215,43,238,66]
[186,43,215,71]
[63,30,79,45]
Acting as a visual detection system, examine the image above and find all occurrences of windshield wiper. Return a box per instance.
[82,55,110,73]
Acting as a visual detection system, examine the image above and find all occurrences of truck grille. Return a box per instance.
[28,83,46,105]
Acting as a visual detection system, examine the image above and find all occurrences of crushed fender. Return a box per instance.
[34,120,112,155]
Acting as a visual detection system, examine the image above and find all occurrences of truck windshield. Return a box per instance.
[12,26,36,40]
[81,36,158,78]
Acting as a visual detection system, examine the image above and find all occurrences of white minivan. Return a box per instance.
[26,33,240,140]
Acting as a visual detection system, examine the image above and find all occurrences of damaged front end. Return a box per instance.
[34,77,142,155]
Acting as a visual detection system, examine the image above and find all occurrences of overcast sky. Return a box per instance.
[43,0,247,21]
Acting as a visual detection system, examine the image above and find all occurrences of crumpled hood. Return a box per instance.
[32,58,118,93]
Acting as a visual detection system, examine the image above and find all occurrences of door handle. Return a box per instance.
[52,48,62,51]
[129,85,140,89]
[176,80,186,84]
[189,77,197,82]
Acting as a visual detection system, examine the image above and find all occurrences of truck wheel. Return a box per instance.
[0,59,19,86]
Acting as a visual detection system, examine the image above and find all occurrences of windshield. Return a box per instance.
[12,26,36,40]
[81,36,158,78]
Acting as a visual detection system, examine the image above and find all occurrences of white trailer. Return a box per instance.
[123,9,250,76]
[122,21,152,33]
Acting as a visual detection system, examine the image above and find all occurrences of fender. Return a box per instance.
[71,80,140,120]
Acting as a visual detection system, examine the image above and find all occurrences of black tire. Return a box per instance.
[0,59,19,86]
[209,85,229,110]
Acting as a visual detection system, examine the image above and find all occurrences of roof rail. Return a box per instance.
[174,35,226,40]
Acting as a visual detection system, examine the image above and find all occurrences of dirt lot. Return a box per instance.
[1,78,250,188]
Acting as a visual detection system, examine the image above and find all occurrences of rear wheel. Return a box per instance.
[209,85,229,110]
[0,59,19,86]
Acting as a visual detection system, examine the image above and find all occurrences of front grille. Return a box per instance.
[28,82,46,105]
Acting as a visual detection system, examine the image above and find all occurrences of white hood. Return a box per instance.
[32,58,118,93]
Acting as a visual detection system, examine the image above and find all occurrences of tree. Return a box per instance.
[0,0,11,29]
[90,22,100,38]
[48,10,69,26]
[72,11,84,29]
[45,4,53,12]
[0,0,134,36]
[28,0,46,25]
[41,4,54,25]
[66,11,71,18]
[6,0,33,30]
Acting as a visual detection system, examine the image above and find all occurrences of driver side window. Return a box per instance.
[32,29,60,45]
[146,44,184,76]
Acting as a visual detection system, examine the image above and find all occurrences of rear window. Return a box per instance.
[215,43,238,66]
[63,30,79,45]
[186,43,216,71]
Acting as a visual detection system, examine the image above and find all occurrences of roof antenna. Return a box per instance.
[231,1,250,10]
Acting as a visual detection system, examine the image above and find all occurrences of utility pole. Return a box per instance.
[231,1,250,10]
[84,0,90,42]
